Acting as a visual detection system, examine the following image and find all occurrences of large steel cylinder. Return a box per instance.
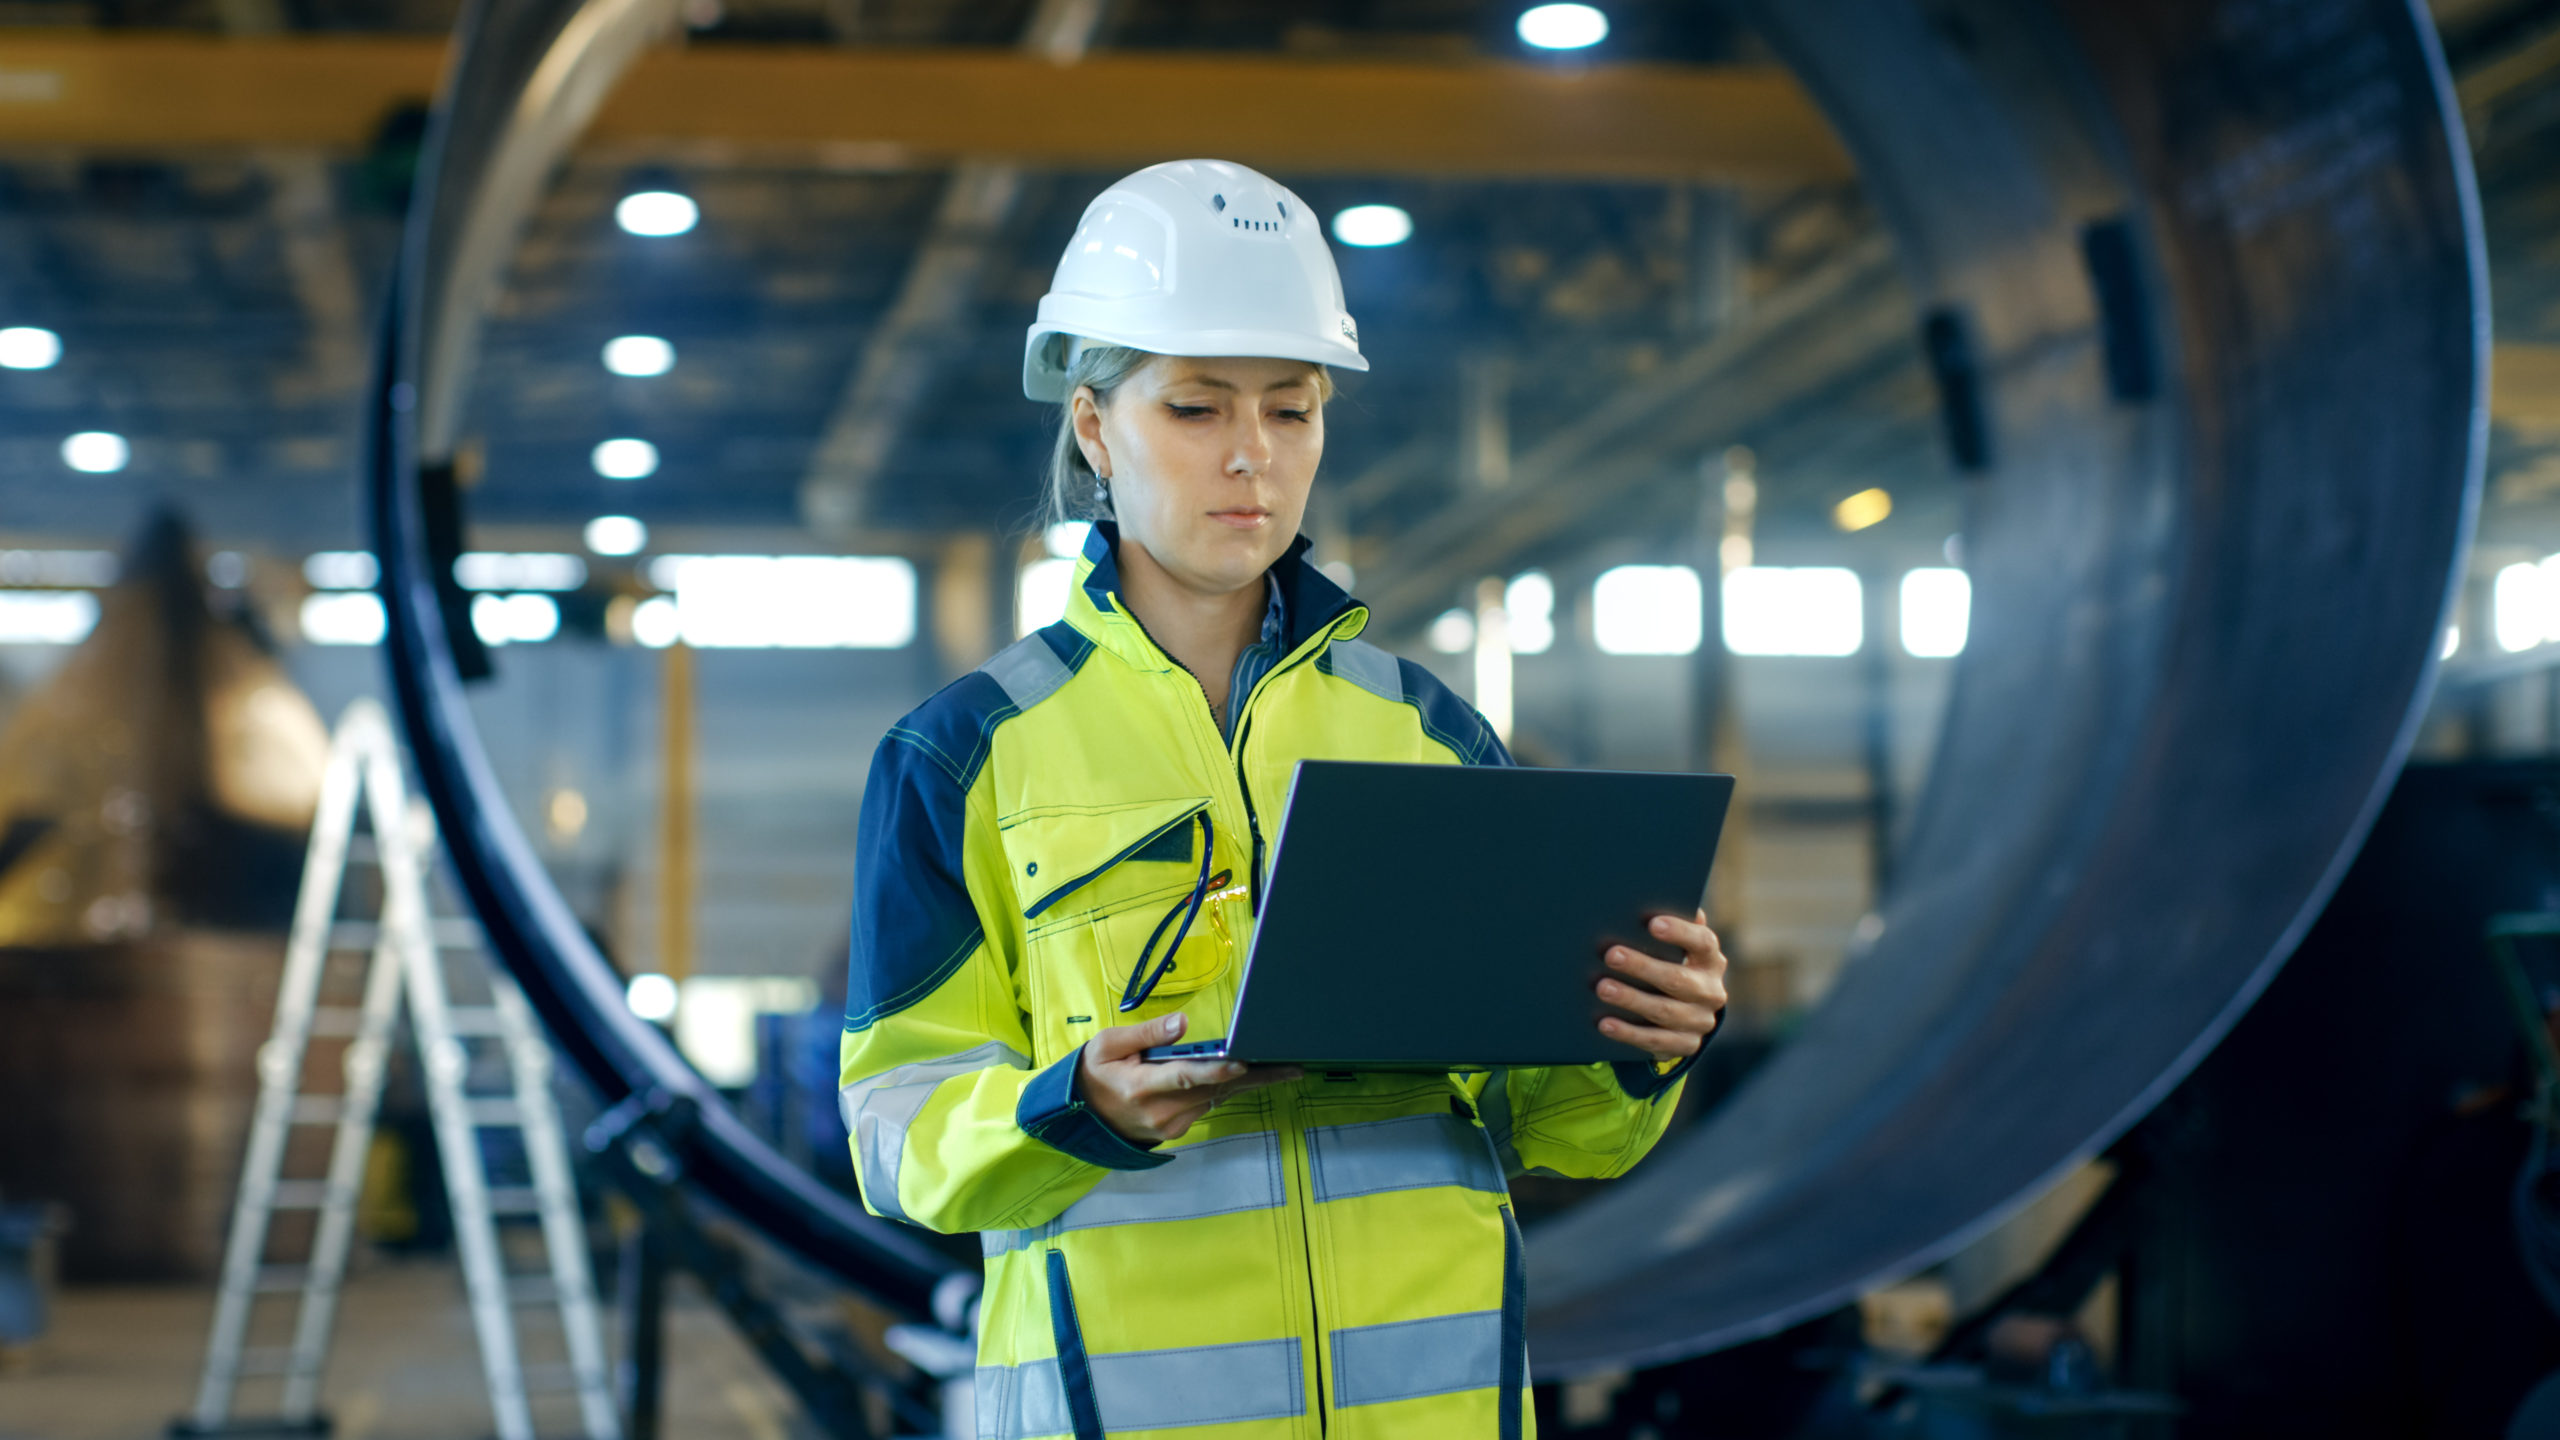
[366,0,2484,1372]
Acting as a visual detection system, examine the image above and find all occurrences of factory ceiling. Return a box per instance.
[0,0,2555,639]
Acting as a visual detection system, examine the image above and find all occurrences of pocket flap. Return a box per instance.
[1001,796,1212,920]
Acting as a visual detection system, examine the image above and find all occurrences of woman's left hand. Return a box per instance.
[1595,909,1728,1060]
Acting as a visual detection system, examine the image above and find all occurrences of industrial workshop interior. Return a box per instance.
[6,0,2560,1435]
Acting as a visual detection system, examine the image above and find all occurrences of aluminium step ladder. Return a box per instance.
[179,699,618,1440]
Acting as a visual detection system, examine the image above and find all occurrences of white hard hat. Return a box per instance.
[1023,158,1369,402]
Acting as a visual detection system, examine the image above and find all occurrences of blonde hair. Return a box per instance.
[1043,346,1338,528]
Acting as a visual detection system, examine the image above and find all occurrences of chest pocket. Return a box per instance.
[999,796,1242,1065]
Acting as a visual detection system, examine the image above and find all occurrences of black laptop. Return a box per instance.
[1145,760,1733,1070]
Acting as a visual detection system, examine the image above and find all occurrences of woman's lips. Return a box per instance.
[1209,509,1270,530]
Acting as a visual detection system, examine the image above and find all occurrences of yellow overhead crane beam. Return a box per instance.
[0,32,1853,183]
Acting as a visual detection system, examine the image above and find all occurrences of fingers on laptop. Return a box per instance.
[1647,910,1727,966]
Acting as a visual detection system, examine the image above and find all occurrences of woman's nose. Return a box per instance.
[1227,420,1271,477]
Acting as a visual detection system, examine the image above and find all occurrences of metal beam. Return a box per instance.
[798,0,1106,536]
[0,34,1850,182]
[1356,232,1906,627]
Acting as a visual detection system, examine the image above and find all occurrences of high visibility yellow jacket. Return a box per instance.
[840,526,1693,1439]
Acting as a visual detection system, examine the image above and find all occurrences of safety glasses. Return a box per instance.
[1119,810,1235,1013]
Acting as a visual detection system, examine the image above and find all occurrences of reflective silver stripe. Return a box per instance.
[978,1340,1305,1437]
[1306,1113,1506,1203]
[1331,1310,1504,1408]
[982,1129,1284,1257]
[975,1358,1068,1440]
[838,1041,1028,1224]
[982,633,1075,712]
[1326,637,1403,704]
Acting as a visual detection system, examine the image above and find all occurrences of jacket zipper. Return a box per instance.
[1111,593,1359,1436]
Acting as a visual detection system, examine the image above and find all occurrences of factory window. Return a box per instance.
[1017,557,1074,637]
[1722,566,1862,657]
[1900,568,1971,657]
[1595,564,1706,655]
[649,555,917,649]
[1506,571,1556,654]
[2494,560,2557,653]
[673,976,820,1088]
[304,551,379,589]
[300,591,386,646]
[1045,522,1091,559]
[1428,607,1476,654]
[470,593,560,647]
[0,549,116,586]
[0,590,100,645]
[454,552,587,592]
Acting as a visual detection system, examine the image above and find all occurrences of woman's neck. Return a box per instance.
[1114,537,1266,723]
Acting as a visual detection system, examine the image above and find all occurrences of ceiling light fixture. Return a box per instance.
[585,515,648,556]
[592,437,659,480]
[603,335,676,377]
[1331,204,1413,248]
[0,327,62,370]
[1518,2,1609,49]
[61,431,128,473]
[616,191,698,237]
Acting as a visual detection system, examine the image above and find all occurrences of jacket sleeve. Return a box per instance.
[1420,668,1702,1180]
[838,730,1165,1236]
[1473,1057,1696,1181]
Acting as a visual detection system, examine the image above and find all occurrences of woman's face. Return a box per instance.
[1074,355,1326,597]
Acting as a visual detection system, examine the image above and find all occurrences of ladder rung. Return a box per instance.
[254,1266,312,1294]
[328,918,483,952]
[307,1006,369,1038]
[443,1007,507,1036]
[484,1187,543,1215]
[519,1362,589,1393]
[327,921,381,951]
[505,1275,560,1305]
[288,1096,345,1125]
[230,1348,311,1378]
[268,1180,334,1210]
[465,1099,525,1126]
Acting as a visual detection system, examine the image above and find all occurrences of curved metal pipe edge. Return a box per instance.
[367,0,959,1319]
[360,0,2487,1378]
[1522,0,2485,1374]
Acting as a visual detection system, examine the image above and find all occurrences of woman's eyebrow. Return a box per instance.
[1167,376,1313,394]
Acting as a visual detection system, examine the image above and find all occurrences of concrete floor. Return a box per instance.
[0,1260,804,1440]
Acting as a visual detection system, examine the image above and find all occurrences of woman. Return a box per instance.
[840,159,1726,1439]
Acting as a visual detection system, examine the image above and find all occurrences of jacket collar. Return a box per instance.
[1068,521,1365,669]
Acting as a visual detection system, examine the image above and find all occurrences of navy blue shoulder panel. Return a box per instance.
[1393,656,1516,768]
[846,630,1095,1032]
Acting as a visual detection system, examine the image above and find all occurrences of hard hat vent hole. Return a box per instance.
[1213,194,1225,211]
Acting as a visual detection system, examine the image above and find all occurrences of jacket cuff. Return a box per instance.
[1609,1009,1722,1101]
[1018,1050,1171,1171]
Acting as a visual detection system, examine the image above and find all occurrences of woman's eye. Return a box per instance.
[1274,409,1313,423]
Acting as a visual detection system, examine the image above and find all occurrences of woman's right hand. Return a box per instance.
[1078,1012,1300,1146]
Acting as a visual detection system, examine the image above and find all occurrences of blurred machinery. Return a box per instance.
[0,511,329,1279]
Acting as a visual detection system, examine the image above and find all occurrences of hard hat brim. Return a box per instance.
[1023,324,1369,403]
